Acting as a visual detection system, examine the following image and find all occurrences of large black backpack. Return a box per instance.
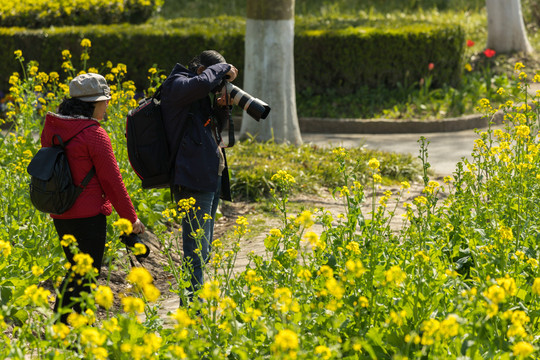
[125,86,172,189]
[27,125,96,215]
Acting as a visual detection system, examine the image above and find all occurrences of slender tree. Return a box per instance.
[239,0,302,145]
[486,0,533,54]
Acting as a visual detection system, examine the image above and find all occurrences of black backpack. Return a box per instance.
[125,85,235,191]
[27,125,96,215]
[125,86,172,189]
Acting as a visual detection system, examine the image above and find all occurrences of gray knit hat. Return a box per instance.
[69,73,111,102]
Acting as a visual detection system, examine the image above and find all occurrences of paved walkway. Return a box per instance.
[303,126,493,177]
[302,84,540,177]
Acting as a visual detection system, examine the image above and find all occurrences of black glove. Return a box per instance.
[120,233,150,260]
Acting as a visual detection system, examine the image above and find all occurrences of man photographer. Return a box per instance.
[160,50,238,304]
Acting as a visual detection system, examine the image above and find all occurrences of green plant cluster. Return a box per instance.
[5,51,540,358]
[0,16,463,99]
[0,0,163,28]
[228,138,421,201]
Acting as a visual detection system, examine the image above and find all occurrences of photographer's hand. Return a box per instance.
[226,64,238,82]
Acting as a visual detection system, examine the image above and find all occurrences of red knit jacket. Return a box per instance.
[40,112,137,223]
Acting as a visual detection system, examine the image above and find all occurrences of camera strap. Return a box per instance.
[212,86,235,148]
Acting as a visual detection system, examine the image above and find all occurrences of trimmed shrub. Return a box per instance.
[0,17,464,97]
[295,24,464,94]
[0,0,163,28]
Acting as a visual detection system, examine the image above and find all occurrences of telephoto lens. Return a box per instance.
[120,233,150,260]
[224,83,271,121]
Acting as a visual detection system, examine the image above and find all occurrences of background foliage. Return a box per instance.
[0,0,162,28]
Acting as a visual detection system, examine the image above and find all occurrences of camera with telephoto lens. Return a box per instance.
[220,82,271,121]
[120,233,150,260]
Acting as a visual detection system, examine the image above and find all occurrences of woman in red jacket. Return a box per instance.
[40,73,145,323]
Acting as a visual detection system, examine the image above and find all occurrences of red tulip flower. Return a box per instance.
[467,39,475,47]
[428,63,435,71]
[483,48,496,58]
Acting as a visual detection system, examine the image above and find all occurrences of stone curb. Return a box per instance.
[233,112,503,134]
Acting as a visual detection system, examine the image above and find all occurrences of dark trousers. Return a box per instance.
[53,214,107,323]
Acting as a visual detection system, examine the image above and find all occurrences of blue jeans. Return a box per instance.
[173,179,221,300]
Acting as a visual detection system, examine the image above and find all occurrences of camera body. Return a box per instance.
[120,233,150,260]
[220,82,271,121]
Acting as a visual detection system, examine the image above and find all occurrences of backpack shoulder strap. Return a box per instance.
[55,123,99,188]
[78,166,96,188]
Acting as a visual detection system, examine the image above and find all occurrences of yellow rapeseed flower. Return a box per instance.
[484,284,506,304]
[113,218,132,235]
[358,296,369,307]
[532,278,540,295]
[319,265,334,278]
[67,312,88,328]
[52,323,70,340]
[345,259,365,277]
[296,210,314,228]
[199,280,220,301]
[234,216,250,236]
[95,285,114,310]
[127,267,153,288]
[0,240,12,257]
[245,269,262,283]
[72,253,94,276]
[498,225,514,242]
[24,285,51,307]
[420,318,440,345]
[368,158,380,170]
[515,125,530,139]
[325,277,345,299]
[122,296,145,314]
[250,285,264,296]
[314,345,332,359]
[60,234,77,247]
[273,329,299,352]
[81,328,106,347]
[31,265,44,277]
[384,265,406,286]
[439,315,459,338]
[80,38,92,47]
[298,268,312,281]
[496,275,517,296]
[388,310,407,326]
[142,284,161,302]
[271,170,296,185]
[513,341,535,357]
[171,308,196,327]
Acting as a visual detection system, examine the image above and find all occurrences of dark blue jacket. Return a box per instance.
[161,63,232,201]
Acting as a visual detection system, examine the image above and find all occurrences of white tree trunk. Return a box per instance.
[240,1,302,145]
[486,0,533,54]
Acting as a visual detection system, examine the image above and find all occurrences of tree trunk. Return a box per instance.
[239,0,302,145]
[486,0,533,54]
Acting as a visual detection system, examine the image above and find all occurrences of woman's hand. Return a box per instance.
[132,218,145,234]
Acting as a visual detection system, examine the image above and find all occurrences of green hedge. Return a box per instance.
[0,17,464,96]
[0,0,162,28]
